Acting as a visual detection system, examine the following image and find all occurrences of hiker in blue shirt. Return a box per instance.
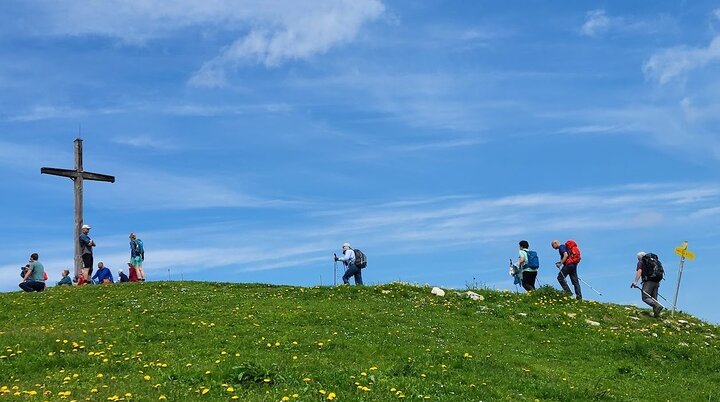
[518,240,538,291]
[92,262,115,284]
[334,242,363,285]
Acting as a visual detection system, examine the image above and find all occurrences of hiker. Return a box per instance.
[79,224,96,282]
[57,269,72,286]
[118,269,130,283]
[334,242,363,285]
[129,232,146,281]
[632,251,664,318]
[92,262,115,284]
[517,240,538,291]
[552,239,582,300]
[19,253,46,292]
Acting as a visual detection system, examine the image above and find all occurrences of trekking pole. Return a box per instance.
[555,264,602,296]
[333,260,337,287]
[631,283,666,309]
[577,277,603,296]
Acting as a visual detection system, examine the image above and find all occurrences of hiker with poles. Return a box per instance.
[551,239,583,300]
[333,242,365,286]
[514,240,539,291]
[631,251,665,318]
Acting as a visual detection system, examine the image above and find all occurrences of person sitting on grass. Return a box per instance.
[57,269,72,286]
[118,269,130,283]
[19,253,46,292]
[91,262,115,284]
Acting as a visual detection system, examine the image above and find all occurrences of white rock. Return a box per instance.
[431,287,446,297]
[585,319,600,326]
[466,291,484,301]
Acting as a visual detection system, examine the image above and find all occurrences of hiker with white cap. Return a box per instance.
[334,242,363,285]
[79,224,96,281]
[631,251,665,318]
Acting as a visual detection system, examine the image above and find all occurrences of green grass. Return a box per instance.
[1,282,719,401]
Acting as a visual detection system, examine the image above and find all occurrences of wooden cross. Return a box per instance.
[41,138,115,277]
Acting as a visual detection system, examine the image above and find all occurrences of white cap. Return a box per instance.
[82,224,91,229]
[342,242,351,249]
[637,251,646,258]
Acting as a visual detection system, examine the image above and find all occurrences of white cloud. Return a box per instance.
[643,36,720,84]
[189,0,384,86]
[581,9,612,37]
[19,1,384,85]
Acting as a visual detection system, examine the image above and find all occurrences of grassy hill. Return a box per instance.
[1,282,719,401]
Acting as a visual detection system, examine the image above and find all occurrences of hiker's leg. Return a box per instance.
[19,281,32,292]
[341,266,352,284]
[568,264,582,300]
[522,271,536,291]
[642,281,659,308]
[353,266,364,285]
[557,266,571,292]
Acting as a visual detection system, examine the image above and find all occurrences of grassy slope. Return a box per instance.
[1,282,719,401]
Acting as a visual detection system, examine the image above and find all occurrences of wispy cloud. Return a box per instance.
[581,10,613,37]
[188,0,385,86]
[11,1,384,87]
[643,36,720,84]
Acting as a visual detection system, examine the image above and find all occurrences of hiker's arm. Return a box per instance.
[632,268,642,286]
[559,251,568,264]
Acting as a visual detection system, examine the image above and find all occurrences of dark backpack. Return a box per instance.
[641,253,664,281]
[353,249,367,269]
[525,250,539,269]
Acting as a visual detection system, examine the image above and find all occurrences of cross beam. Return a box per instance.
[41,138,115,277]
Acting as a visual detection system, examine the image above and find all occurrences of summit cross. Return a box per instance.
[41,138,115,277]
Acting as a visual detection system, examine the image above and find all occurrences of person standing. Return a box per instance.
[334,242,362,285]
[19,253,46,292]
[129,233,146,281]
[632,251,664,318]
[79,224,96,281]
[57,269,72,286]
[552,239,582,300]
[517,240,538,291]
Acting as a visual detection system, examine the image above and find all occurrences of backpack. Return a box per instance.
[353,249,367,269]
[136,239,145,259]
[565,240,581,264]
[641,253,664,281]
[525,250,539,269]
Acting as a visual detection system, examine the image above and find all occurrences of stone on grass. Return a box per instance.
[431,287,445,297]
[585,319,600,326]
[466,291,484,301]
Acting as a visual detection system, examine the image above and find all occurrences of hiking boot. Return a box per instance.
[653,305,664,318]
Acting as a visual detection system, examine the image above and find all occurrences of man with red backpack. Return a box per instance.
[551,239,582,300]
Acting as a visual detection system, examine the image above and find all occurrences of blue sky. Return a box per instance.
[1,1,719,322]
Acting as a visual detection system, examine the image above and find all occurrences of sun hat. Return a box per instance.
[82,224,91,229]
[342,242,351,249]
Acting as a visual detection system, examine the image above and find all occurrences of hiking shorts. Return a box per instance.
[131,256,143,267]
[82,254,93,269]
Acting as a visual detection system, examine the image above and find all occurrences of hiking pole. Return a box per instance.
[631,283,666,309]
[333,260,337,287]
[555,264,602,296]
[578,277,603,296]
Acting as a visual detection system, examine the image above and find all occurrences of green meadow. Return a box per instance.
[1,282,719,401]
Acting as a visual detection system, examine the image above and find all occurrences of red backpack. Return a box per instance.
[565,240,581,264]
